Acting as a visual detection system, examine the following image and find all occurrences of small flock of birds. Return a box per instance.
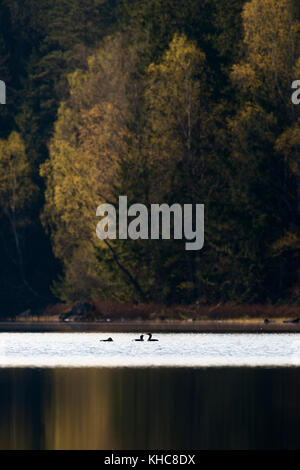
[100,333,158,342]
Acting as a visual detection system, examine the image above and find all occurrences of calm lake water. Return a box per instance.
[1,332,300,367]
[1,333,300,449]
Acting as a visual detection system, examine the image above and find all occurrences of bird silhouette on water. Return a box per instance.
[147,333,158,341]
[99,334,159,343]
[133,334,144,342]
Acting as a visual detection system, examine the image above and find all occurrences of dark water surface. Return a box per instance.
[1,367,300,450]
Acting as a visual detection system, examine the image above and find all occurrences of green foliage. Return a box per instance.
[2,0,300,312]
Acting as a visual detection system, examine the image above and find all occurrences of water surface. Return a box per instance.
[0,332,300,367]
[1,333,300,450]
[1,367,300,449]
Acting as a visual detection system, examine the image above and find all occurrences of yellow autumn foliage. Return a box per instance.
[0,131,36,219]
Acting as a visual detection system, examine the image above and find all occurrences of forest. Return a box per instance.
[0,0,300,316]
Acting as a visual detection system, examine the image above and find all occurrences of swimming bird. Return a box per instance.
[133,334,144,342]
[100,337,113,342]
[147,333,158,342]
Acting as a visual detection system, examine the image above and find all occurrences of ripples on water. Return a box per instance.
[0,332,300,367]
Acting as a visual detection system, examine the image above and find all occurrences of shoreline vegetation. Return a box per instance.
[2,302,300,332]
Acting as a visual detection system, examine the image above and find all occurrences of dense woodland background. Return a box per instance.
[0,0,300,316]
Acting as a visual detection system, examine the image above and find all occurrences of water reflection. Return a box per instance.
[1,367,300,449]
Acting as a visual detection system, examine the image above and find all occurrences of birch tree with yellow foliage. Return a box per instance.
[0,131,37,295]
[229,0,300,300]
[41,34,139,300]
[145,33,208,202]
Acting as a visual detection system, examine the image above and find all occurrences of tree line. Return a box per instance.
[0,0,300,315]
